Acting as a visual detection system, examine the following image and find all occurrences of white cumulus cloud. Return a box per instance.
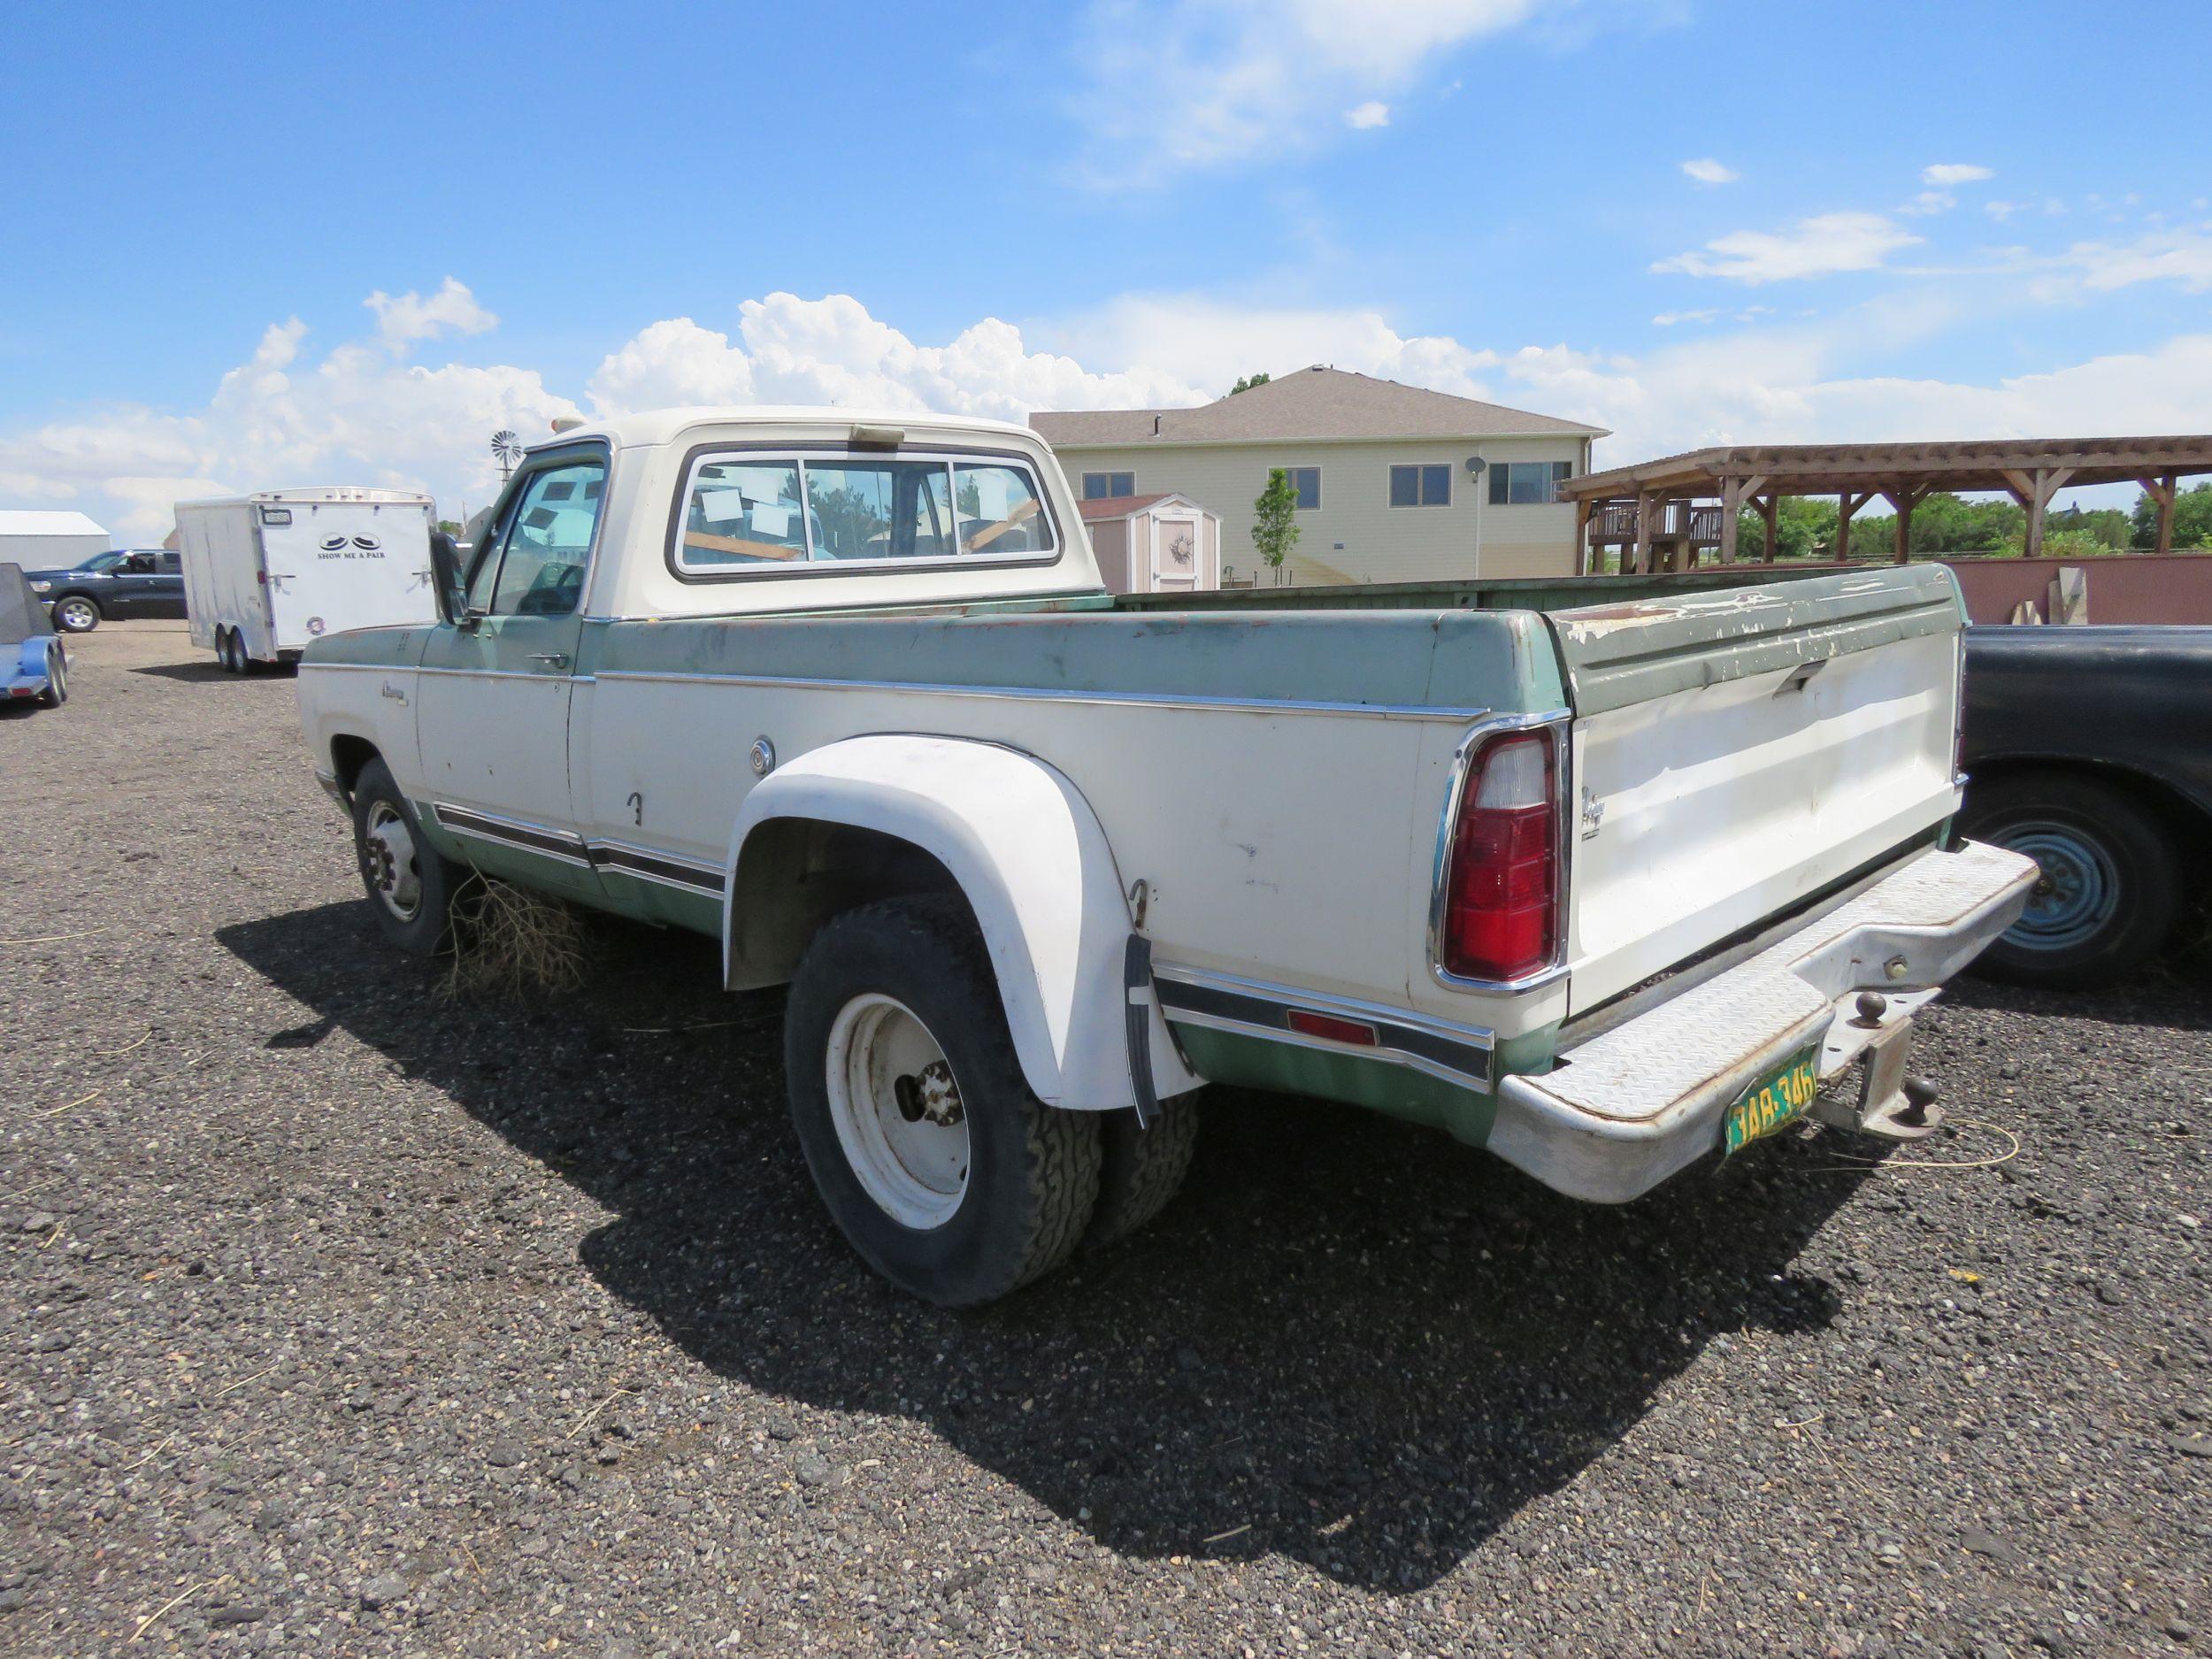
[1653,211,1923,284]
[365,277,499,349]
[1070,0,1543,180]
[1922,163,1993,187]
[1678,157,1738,185]
[1344,100,1392,128]
[12,282,2212,546]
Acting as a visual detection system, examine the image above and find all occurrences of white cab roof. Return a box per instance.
[540,406,1041,452]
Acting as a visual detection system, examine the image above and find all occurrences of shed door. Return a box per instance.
[1151,514,1202,590]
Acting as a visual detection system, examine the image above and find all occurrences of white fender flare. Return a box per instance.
[724,734,1199,1112]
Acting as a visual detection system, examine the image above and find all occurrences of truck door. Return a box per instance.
[413,449,608,903]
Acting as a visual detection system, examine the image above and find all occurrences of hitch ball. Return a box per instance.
[1896,1075,1939,1128]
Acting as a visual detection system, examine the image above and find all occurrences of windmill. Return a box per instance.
[490,429,523,481]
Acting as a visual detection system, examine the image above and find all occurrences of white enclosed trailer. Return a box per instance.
[173,488,437,671]
[0,510,110,569]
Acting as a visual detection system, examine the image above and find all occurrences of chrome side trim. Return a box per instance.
[1152,962,1495,1092]
[301,659,1471,718]
[426,804,728,893]
[301,663,597,684]
[591,668,1488,723]
[590,838,725,894]
[1425,708,1575,995]
[429,803,595,868]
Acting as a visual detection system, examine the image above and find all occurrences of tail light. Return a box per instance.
[1440,729,1560,983]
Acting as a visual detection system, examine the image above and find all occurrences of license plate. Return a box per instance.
[1724,1047,1821,1155]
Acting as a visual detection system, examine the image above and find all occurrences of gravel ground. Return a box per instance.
[3,623,2208,1658]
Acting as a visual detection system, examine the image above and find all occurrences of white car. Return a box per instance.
[295,407,2034,1305]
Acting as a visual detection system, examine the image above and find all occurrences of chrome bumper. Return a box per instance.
[1489,840,2039,1203]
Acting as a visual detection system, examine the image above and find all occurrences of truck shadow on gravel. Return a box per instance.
[222,901,1872,1594]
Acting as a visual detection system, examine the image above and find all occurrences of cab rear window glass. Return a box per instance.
[674,451,1056,575]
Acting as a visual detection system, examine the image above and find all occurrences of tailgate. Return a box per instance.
[1551,565,1965,1013]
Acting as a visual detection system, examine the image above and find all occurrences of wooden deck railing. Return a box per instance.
[1586,501,1723,544]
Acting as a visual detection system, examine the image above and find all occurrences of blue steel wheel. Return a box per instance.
[1959,772,2180,988]
[2002,821,2120,954]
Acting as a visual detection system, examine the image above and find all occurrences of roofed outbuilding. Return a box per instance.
[1032,365,1607,449]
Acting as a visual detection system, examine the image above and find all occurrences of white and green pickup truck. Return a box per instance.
[296,408,2036,1304]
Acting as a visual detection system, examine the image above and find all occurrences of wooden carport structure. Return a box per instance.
[1561,436,2212,573]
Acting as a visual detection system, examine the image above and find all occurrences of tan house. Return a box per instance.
[1032,365,1606,585]
[1078,492,1221,595]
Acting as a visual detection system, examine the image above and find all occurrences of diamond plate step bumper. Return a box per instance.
[1490,839,2038,1202]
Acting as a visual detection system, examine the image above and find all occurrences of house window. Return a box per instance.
[1278,465,1320,510]
[1487,460,1575,505]
[1082,472,1135,500]
[1389,464,1452,507]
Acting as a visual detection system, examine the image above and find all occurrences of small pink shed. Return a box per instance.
[1077,493,1221,596]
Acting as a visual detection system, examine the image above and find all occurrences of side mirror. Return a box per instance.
[428,532,466,626]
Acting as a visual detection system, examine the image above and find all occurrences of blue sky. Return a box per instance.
[5,0,2208,537]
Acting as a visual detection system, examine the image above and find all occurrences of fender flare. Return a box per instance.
[724,734,1200,1112]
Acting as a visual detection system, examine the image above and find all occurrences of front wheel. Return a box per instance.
[1960,772,2181,987]
[349,758,466,955]
[784,897,1102,1306]
[52,595,99,634]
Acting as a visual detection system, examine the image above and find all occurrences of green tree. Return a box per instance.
[1734,495,1837,559]
[2131,480,2212,549]
[1252,468,1301,580]
[1229,372,1272,396]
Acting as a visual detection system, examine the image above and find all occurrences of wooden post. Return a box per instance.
[1572,495,1592,576]
[1837,490,1872,561]
[2001,466,2077,558]
[1882,483,1928,565]
[1632,491,1657,575]
[1716,473,1765,565]
[1760,493,1779,564]
[2142,473,2177,556]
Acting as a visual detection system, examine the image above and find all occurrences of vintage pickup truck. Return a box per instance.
[296,408,2036,1305]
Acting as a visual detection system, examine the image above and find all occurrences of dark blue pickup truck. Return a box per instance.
[1959,625,2210,986]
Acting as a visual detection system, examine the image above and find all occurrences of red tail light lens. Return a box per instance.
[1441,731,1559,982]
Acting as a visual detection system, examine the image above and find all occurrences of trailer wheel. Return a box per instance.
[785,896,1102,1306]
[37,647,66,707]
[1960,772,2181,987]
[1084,1091,1201,1250]
[349,759,465,955]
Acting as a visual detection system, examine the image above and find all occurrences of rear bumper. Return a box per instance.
[1488,839,2038,1202]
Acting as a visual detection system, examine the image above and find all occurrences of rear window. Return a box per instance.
[674,450,1057,577]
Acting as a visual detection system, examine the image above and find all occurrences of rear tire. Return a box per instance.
[1960,772,2180,987]
[1084,1091,1201,1249]
[784,896,1101,1306]
[52,595,99,634]
[349,758,465,955]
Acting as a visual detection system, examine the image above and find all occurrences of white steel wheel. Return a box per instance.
[362,799,424,923]
[825,993,970,1229]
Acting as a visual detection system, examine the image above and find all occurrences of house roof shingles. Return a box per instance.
[1032,365,1606,449]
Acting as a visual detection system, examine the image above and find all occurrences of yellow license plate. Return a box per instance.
[1724,1048,1821,1155]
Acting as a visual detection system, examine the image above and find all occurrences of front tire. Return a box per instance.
[349,758,465,955]
[1960,772,2181,987]
[784,897,1101,1306]
[52,595,99,634]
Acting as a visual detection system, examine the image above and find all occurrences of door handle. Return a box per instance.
[529,652,572,672]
